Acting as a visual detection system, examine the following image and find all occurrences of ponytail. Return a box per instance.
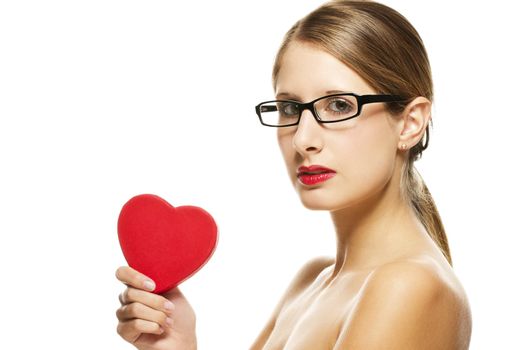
[403,157,452,266]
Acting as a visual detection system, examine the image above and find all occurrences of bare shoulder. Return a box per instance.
[334,259,472,350]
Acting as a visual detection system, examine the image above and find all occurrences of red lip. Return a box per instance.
[297,165,336,186]
[298,165,335,174]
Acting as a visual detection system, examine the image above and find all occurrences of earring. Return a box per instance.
[401,144,408,150]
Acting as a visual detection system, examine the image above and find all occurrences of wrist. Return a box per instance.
[185,339,197,350]
[176,334,197,350]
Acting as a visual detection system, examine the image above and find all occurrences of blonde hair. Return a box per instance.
[272,0,452,266]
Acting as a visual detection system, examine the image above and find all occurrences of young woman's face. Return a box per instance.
[275,41,402,211]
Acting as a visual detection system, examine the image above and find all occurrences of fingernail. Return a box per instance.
[164,301,175,311]
[143,280,155,291]
[166,317,174,326]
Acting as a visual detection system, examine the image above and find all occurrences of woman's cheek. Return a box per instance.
[277,134,297,183]
[334,136,395,201]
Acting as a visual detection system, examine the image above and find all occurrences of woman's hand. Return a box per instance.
[115,266,197,350]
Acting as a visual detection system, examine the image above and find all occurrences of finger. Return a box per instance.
[115,266,156,291]
[117,319,164,343]
[119,286,176,315]
[116,301,173,329]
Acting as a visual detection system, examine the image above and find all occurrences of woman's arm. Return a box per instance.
[250,256,334,350]
[333,261,471,350]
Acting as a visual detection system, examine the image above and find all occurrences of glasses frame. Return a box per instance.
[255,92,405,127]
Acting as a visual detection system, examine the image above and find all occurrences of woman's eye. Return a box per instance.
[327,99,355,114]
[279,103,300,116]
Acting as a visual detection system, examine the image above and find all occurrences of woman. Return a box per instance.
[115,1,472,349]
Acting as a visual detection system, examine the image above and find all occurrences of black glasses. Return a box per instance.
[255,93,405,127]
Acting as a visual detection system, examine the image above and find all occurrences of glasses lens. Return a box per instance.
[314,95,358,122]
[259,101,300,126]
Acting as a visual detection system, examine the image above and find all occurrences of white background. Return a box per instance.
[1,1,524,349]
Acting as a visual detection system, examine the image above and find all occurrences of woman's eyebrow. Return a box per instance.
[275,92,301,100]
[276,89,350,100]
[325,89,347,94]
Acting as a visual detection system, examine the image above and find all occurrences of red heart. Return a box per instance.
[117,194,218,294]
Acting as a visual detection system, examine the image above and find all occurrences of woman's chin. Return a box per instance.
[295,185,366,212]
[296,191,342,211]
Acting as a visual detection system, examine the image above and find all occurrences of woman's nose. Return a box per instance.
[292,109,324,155]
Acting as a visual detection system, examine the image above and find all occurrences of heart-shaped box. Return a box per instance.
[117,194,218,294]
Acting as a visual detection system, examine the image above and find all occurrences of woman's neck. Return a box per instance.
[327,183,431,280]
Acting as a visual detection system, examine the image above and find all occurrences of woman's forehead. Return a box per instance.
[275,41,374,99]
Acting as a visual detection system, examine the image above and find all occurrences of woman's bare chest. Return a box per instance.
[262,273,369,350]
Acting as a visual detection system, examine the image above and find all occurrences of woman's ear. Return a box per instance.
[398,96,431,150]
